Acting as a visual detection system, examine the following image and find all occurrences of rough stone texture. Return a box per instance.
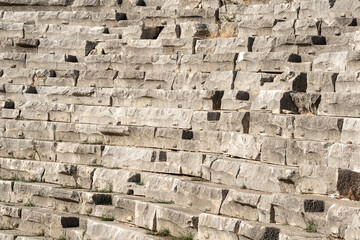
[0,0,359,239]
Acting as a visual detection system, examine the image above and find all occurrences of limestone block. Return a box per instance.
[74,69,115,88]
[143,174,179,202]
[252,36,298,53]
[203,53,237,72]
[321,17,355,36]
[237,17,275,37]
[143,72,176,90]
[0,180,12,202]
[274,2,300,19]
[341,118,360,144]
[0,158,44,181]
[336,71,360,93]
[198,213,241,240]
[326,203,358,239]
[203,71,234,91]
[157,25,179,39]
[26,53,65,70]
[0,22,23,38]
[313,52,348,72]
[195,37,248,54]
[299,166,337,194]
[160,38,194,55]
[172,72,207,90]
[238,221,268,240]
[117,107,193,129]
[249,112,294,138]
[250,90,298,113]
[178,54,204,72]
[164,151,203,176]
[179,22,210,38]
[4,120,54,141]
[220,189,262,221]
[102,145,153,169]
[295,19,319,36]
[263,71,307,92]
[42,162,93,188]
[233,72,275,92]
[0,0,68,5]
[294,115,343,142]
[298,0,331,19]
[134,201,157,231]
[38,39,96,56]
[56,142,102,165]
[332,0,360,17]
[2,67,35,85]
[0,138,37,160]
[156,205,199,238]
[0,205,21,218]
[114,71,145,89]
[192,111,249,133]
[92,168,140,193]
[84,219,158,240]
[175,181,228,213]
[197,130,224,154]
[236,52,301,73]
[261,137,287,165]
[307,72,336,92]
[237,162,298,193]
[20,208,79,238]
[327,143,360,171]
[224,132,262,160]
[318,93,360,118]
[271,193,307,228]
[73,0,100,7]
[112,195,138,224]
[273,20,295,37]
[345,210,360,240]
[208,158,241,186]
[286,140,332,166]
[0,53,26,68]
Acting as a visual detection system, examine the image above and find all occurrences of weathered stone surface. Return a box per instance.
[294,115,343,142]
[0,0,359,238]
[198,213,241,240]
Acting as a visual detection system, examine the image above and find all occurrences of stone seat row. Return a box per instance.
[2,51,360,75]
[2,17,360,44]
[1,69,359,93]
[0,162,358,239]
[0,116,358,169]
[2,81,360,118]
[0,34,356,59]
[0,200,329,240]
[1,65,359,93]
[0,134,358,191]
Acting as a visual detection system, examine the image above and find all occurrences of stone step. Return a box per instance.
[0,180,201,238]
[0,176,358,239]
[0,51,304,74]
[219,0,360,21]
[0,149,354,198]
[1,10,124,27]
[23,23,119,41]
[0,230,56,240]
[0,202,161,240]
[2,68,352,94]
[198,213,330,240]
[0,112,358,162]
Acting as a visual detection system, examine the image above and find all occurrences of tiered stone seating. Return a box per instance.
[0,0,360,239]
